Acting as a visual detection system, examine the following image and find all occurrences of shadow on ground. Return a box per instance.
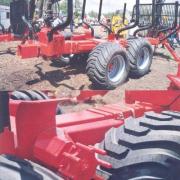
[26,60,87,88]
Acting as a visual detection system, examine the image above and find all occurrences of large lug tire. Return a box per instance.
[10,91,32,100]
[86,42,130,89]
[127,37,153,77]
[97,111,180,180]
[0,155,62,180]
[11,90,63,115]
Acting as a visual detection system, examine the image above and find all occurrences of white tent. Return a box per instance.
[0,5,10,29]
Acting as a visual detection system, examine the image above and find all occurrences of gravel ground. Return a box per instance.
[0,41,179,112]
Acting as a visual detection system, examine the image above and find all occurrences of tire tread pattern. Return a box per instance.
[98,111,180,180]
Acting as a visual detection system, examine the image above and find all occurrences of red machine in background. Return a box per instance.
[0,0,36,42]
[0,0,155,90]
[131,0,180,62]
[1,0,179,89]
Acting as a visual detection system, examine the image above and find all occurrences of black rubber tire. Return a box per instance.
[11,91,32,100]
[33,90,49,99]
[0,154,62,180]
[127,37,153,77]
[11,90,62,115]
[97,111,180,180]
[21,90,45,100]
[86,42,130,90]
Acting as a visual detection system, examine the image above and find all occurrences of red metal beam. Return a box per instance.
[125,90,180,109]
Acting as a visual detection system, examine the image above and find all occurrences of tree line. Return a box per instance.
[0,0,11,6]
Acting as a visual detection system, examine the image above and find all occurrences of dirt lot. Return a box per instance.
[0,41,179,112]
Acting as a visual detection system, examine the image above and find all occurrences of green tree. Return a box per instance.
[59,0,67,15]
[74,0,81,17]
[88,10,98,18]
[0,0,11,6]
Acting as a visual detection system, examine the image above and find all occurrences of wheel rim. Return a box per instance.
[137,47,150,70]
[107,55,126,83]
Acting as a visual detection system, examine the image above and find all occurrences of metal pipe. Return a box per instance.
[81,0,95,37]
[122,3,127,25]
[134,0,156,36]
[48,0,73,41]
[157,1,179,37]
[81,0,86,20]
[98,0,103,22]
[98,0,112,35]
[116,0,140,38]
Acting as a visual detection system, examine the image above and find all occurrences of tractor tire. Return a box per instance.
[20,90,46,100]
[86,42,130,89]
[97,111,180,180]
[127,37,153,77]
[10,91,32,100]
[11,90,62,115]
[0,154,62,180]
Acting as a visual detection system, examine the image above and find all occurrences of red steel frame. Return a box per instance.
[0,64,179,179]
[16,27,127,59]
[0,17,178,63]
[0,34,16,42]
[1,26,178,64]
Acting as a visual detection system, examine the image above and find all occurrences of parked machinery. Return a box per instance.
[10,0,153,89]
[0,0,46,42]
[131,0,180,62]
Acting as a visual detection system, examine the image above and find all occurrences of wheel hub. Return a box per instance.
[108,55,126,83]
[137,47,150,70]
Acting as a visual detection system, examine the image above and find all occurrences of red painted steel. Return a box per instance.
[147,34,180,63]
[0,62,179,179]
[2,86,178,179]
[168,64,180,90]
[0,33,22,42]
[2,84,178,179]
[0,34,14,42]
[0,128,15,155]
[17,27,127,59]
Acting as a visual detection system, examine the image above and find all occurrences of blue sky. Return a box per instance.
[85,0,179,12]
